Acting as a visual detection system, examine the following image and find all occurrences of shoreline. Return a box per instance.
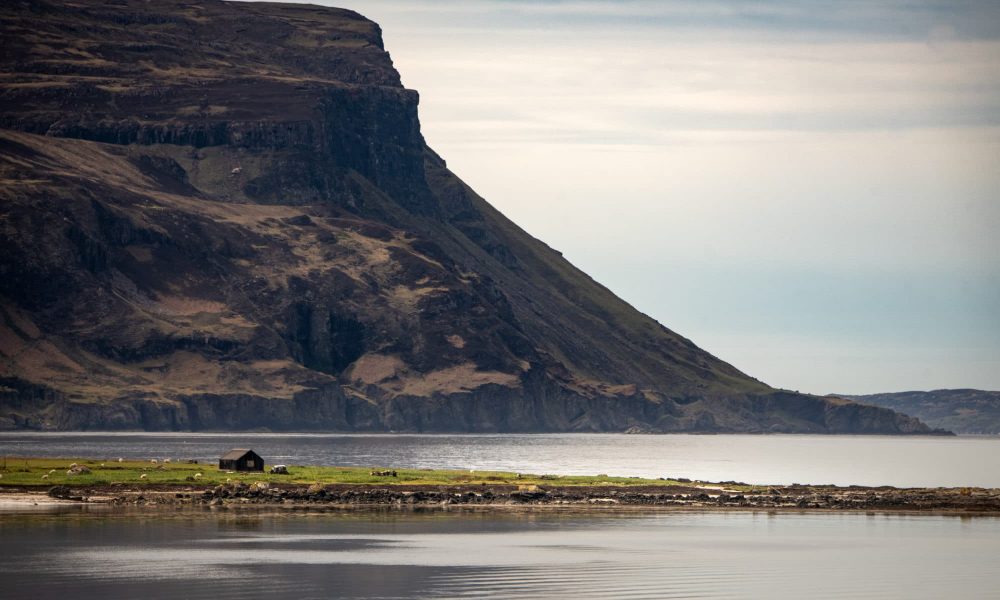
[2,457,998,514]
[3,482,999,514]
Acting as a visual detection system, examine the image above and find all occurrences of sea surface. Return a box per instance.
[3,433,1000,599]
[0,509,998,600]
[1,432,998,487]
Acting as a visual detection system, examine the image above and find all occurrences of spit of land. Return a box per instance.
[1,457,997,513]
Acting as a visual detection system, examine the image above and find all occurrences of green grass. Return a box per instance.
[0,457,735,489]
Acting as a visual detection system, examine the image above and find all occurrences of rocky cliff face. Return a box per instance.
[0,0,939,434]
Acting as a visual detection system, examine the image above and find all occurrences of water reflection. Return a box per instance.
[0,510,997,599]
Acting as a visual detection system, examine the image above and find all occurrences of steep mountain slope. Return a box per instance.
[843,390,1000,435]
[0,0,936,433]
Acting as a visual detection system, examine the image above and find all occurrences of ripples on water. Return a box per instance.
[0,510,998,600]
[1,432,999,487]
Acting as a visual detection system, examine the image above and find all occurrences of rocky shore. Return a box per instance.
[11,482,999,513]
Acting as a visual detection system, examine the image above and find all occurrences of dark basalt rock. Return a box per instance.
[0,0,943,435]
[47,486,72,499]
[100,482,1000,512]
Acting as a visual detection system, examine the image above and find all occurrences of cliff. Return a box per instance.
[0,0,939,434]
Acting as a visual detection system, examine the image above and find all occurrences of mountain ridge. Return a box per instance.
[0,0,940,434]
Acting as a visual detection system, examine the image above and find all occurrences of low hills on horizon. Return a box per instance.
[839,390,1000,435]
[0,0,943,435]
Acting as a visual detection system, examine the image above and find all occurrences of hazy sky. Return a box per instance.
[278,1,999,394]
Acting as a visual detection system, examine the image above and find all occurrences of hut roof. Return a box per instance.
[221,448,254,460]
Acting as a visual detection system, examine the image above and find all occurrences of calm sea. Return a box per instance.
[0,509,998,600]
[1,432,998,487]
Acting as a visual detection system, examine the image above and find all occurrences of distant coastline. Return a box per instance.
[839,389,1000,435]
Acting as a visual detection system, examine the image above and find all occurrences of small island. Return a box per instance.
[2,457,997,513]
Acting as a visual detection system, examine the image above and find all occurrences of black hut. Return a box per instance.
[219,449,264,472]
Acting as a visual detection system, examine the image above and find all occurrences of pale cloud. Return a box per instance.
[400,37,1000,145]
[440,129,1000,269]
[695,332,1000,394]
[360,0,1000,41]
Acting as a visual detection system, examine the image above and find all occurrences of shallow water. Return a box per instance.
[0,509,997,599]
[1,432,998,487]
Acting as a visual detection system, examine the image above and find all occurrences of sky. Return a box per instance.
[278,1,999,394]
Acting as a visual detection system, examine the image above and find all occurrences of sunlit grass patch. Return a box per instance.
[0,457,739,490]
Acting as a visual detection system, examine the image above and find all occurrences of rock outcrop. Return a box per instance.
[0,0,941,434]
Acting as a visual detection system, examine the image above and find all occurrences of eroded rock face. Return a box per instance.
[0,0,941,434]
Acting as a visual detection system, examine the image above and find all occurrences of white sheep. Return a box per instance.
[69,463,77,468]
[41,474,49,480]
[150,459,158,464]
[118,458,123,462]
[193,473,202,479]
[163,458,171,464]
[140,474,148,479]
[48,469,56,474]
